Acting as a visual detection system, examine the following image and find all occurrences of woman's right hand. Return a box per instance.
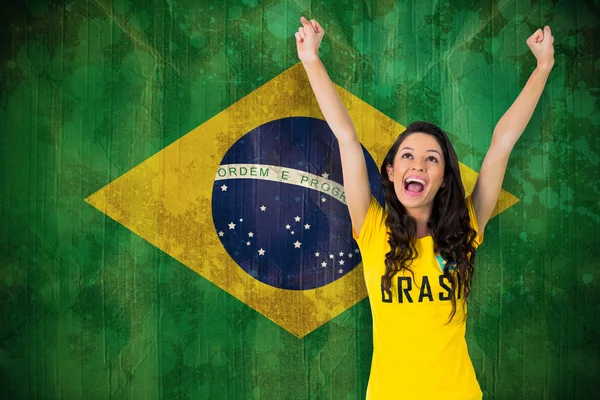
[295,16,325,63]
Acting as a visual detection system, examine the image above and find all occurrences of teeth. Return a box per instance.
[405,178,426,185]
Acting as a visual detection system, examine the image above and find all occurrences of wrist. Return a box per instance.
[536,60,554,72]
[300,54,321,66]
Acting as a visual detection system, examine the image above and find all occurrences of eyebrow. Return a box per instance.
[400,147,441,156]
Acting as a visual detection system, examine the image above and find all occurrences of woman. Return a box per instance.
[295,16,554,399]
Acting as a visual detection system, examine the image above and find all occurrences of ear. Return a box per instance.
[386,164,394,182]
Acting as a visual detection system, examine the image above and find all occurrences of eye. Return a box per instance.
[427,156,438,163]
[401,153,413,159]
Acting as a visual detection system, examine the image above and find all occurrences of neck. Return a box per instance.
[406,205,432,238]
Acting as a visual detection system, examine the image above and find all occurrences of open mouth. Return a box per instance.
[403,177,427,197]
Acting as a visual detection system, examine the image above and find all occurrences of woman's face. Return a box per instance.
[386,133,446,210]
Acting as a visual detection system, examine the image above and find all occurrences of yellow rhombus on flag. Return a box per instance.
[85,63,519,338]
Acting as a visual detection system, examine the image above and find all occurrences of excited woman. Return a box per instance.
[295,16,554,400]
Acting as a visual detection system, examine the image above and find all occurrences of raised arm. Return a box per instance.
[472,25,555,233]
[295,16,372,235]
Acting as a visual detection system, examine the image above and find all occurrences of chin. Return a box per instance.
[397,193,423,208]
[400,199,425,209]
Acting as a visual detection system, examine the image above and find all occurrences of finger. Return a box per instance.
[298,26,306,40]
[304,19,316,34]
[534,28,543,43]
[544,25,552,37]
[310,19,319,32]
[300,16,311,29]
[310,19,319,33]
[527,29,540,44]
[295,31,302,42]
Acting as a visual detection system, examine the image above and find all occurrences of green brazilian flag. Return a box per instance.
[0,0,598,399]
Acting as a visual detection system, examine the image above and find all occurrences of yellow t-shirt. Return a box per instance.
[352,195,484,400]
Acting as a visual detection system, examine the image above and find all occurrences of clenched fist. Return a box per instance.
[527,25,555,69]
[295,16,325,63]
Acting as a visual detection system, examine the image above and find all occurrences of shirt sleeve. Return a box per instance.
[351,196,387,253]
[465,194,484,247]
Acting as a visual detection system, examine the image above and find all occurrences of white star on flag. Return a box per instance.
[228,222,236,229]
[248,232,254,237]
[246,241,251,246]
[348,254,353,258]
[291,231,295,235]
[218,231,224,237]
[322,172,329,179]
[285,224,291,229]
[339,252,344,257]
[329,254,334,259]
[321,197,327,202]
[315,252,320,257]
[355,249,359,253]
[339,260,345,265]
[260,205,266,211]
[239,218,243,222]
[258,248,265,256]
[294,216,301,222]
[304,224,310,229]
[321,262,327,267]
[221,185,228,191]
[294,241,301,248]
[338,269,343,274]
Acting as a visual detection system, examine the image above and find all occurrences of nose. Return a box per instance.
[411,166,425,172]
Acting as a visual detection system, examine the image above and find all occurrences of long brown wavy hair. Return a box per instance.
[380,121,478,323]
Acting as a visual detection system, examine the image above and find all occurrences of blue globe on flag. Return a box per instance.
[212,117,384,290]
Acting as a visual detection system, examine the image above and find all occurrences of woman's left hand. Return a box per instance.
[527,25,555,69]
